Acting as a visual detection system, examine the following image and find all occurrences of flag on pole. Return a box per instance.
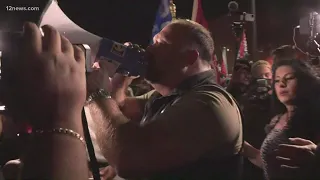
[221,47,228,76]
[192,0,222,84]
[191,0,208,29]
[151,0,173,42]
[237,30,249,60]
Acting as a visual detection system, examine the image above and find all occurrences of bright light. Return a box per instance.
[40,27,44,36]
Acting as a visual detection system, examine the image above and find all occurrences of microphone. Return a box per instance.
[228,1,239,13]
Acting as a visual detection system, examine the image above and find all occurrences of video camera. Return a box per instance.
[246,78,272,101]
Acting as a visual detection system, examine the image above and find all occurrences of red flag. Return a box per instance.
[192,0,208,28]
[220,60,227,76]
[237,30,249,60]
[192,0,221,84]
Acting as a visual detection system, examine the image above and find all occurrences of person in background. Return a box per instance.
[240,60,273,180]
[251,60,272,80]
[271,45,304,64]
[241,59,273,149]
[226,60,252,102]
[243,59,320,180]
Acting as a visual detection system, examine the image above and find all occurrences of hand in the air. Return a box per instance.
[3,22,86,126]
[276,138,317,169]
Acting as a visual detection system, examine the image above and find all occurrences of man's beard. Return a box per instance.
[145,70,161,83]
[143,62,163,83]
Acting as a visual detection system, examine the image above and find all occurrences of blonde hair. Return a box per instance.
[251,60,271,77]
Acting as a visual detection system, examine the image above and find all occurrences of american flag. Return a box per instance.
[151,0,173,42]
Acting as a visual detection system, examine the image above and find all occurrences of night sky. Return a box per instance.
[1,0,320,62]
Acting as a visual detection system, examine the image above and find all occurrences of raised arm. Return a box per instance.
[3,23,88,180]
[94,71,149,122]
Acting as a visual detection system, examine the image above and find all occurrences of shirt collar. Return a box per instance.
[172,70,216,95]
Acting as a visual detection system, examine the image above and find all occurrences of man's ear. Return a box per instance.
[184,49,199,65]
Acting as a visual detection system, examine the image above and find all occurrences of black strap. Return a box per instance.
[82,108,101,180]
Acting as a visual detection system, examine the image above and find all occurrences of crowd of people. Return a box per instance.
[0,19,319,180]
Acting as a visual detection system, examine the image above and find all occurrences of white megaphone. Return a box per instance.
[39,0,119,75]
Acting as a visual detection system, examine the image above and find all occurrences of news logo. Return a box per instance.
[111,42,126,57]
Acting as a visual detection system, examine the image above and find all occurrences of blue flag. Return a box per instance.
[151,0,172,43]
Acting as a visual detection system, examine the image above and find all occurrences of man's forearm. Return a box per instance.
[21,115,88,180]
[88,99,142,167]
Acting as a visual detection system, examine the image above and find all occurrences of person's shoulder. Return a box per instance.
[193,84,237,104]
[183,85,239,111]
[181,86,242,135]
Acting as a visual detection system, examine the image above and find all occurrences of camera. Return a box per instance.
[240,13,255,22]
[246,78,271,101]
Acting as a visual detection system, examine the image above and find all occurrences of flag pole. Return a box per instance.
[251,0,258,62]
[222,47,229,75]
[191,0,198,21]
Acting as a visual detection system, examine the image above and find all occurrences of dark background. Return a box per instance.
[0,0,320,68]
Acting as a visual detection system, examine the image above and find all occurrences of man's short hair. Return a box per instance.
[271,45,297,62]
[169,19,214,62]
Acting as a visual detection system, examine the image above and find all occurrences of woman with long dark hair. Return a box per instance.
[242,59,320,180]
